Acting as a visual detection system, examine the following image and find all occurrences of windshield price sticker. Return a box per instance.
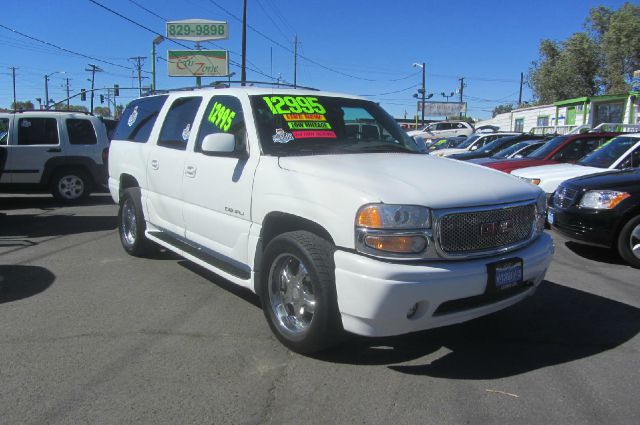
[292,130,336,139]
[287,121,332,130]
[208,102,236,132]
[263,96,326,115]
[283,113,326,121]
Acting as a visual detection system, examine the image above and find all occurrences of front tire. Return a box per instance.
[260,231,342,354]
[118,187,153,257]
[50,169,92,202]
[617,215,640,268]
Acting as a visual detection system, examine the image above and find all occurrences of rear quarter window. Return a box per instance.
[66,119,97,145]
[113,95,168,143]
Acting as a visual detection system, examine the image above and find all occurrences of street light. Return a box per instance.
[441,91,455,102]
[152,35,164,92]
[412,62,426,127]
[226,71,236,85]
[44,71,65,109]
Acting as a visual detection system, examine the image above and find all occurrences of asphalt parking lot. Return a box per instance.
[1,194,639,425]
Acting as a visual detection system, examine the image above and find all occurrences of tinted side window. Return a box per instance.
[18,118,59,145]
[157,97,202,151]
[196,95,246,154]
[66,119,97,145]
[552,137,603,161]
[113,95,168,143]
[616,147,640,169]
[0,118,9,145]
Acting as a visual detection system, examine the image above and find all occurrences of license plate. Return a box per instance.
[487,258,523,292]
[547,209,555,224]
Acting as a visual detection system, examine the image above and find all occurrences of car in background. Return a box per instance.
[468,139,546,166]
[430,132,520,157]
[548,168,640,267]
[513,134,640,195]
[407,121,474,140]
[426,136,467,152]
[447,134,547,161]
[485,132,622,174]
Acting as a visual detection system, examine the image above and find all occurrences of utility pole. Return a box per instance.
[129,57,146,96]
[518,72,524,107]
[293,35,299,88]
[9,67,17,108]
[64,78,71,111]
[152,36,164,93]
[458,77,465,118]
[421,62,426,126]
[85,64,103,113]
[241,0,247,86]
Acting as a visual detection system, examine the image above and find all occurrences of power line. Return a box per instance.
[359,84,419,97]
[0,23,137,73]
[127,0,167,21]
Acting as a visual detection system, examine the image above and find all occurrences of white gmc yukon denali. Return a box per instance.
[108,87,554,353]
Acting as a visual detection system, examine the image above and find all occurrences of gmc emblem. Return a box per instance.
[480,219,514,236]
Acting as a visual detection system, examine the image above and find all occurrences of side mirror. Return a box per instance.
[201,133,236,154]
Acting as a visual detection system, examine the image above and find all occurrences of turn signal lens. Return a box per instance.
[364,235,427,254]
[356,205,382,228]
[356,204,431,229]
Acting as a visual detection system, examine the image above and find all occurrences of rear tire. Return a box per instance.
[118,187,153,257]
[617,215,640,268]
[50,169,92,202]
[260,231,342,354]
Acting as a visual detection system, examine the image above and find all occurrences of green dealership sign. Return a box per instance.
[166,19,228,42]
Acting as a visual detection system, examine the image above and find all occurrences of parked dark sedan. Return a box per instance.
[548,168,640,267]
[447,134,547,161]
[468,139,546,165]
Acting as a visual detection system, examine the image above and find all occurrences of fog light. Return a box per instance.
[406,303,419,318]
[364,235,427,254]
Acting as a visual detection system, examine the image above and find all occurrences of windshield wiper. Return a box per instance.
[346,143,418,154]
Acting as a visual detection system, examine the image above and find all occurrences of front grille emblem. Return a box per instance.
[480,219,514,236]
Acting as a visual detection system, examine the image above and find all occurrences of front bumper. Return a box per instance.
[334,233,554,337]
[548,206,618,248]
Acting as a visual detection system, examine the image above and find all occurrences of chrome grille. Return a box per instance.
[438,204,535,254]
[554,186,578,209]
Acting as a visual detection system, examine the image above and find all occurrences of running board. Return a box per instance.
[147,230,251,280]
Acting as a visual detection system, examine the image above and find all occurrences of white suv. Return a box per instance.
[108,87,554,353]
[407,121,474,140]
[0,111,110,201]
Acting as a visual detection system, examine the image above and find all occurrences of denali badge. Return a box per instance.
[480,219,514,236]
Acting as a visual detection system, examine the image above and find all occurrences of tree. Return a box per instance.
[93,106,111,117]
[53,104,88,112]
[529,32,600,103]
[115,104,124,119]
[587,3,640,94]
[11,100,34,110]
[492,104,514,117]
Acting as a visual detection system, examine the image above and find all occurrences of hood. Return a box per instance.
[564,168,640,192]
[468,157,499,165]
[488,159,558,173]
[511,163,603,180]
[278,153,542,209]
[430,148,468,157]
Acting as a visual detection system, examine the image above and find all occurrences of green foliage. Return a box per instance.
[11,100,35,110]
[529,2,640,101]
[53,104,88,112]
[492,103,514,117]
[93,106,111,117]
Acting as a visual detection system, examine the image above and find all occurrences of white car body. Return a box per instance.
[407,121,473,140]
[512,134,640,194]
[108,87,553,343]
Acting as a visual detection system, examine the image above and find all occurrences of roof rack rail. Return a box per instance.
[7,109,93,116]
[146,80,319,96]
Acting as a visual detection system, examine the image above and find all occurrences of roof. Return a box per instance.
[150,84,365,101]
[555,94,629,106]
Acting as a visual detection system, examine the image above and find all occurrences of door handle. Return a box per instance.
[184,165,197,178]
[150,159,159,170]
[47,148,62,153]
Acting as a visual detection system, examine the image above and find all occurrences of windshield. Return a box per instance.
[458,135,480,149]
[578,136,638,168]
[528,136,568,159]
[473,136,517,155]
[493,141,529,158]
[251,95,419,155]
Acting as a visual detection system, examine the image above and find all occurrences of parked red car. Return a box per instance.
[485,132,622,174]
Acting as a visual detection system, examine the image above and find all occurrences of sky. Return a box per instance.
[0,0,630,119]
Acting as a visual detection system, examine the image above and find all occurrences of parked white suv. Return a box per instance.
[108,87,554,353]
[0,111,110,201]
[407,121,474,140]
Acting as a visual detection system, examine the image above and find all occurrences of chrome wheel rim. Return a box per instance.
[630,223,640,260]
[268,254,316,335]
[57,175,84,199]
[121,198,137,246]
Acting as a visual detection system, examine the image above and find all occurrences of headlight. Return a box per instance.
[355,204,431,258]
[535,191,547,235]
[579,190,630,209]
[356,204,430,229]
